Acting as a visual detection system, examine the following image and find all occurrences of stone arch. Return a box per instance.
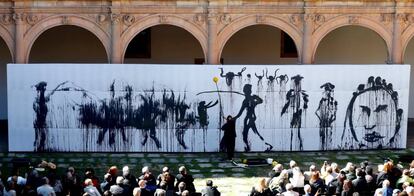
[121,14,207,62]
[0,24,14,61]
[217,14,302,64]
[312,15,392,63]
[24,14,110,63]
[401,24,414,63]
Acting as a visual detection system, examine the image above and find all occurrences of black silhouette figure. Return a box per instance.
[138,89,162,148]
[281,75,309,151]
[95,81,127,147]
[266,68,279,85]
[342,76,403,149]
[276,73,289,85]
[175,95,196,149]
[219,67,246,86]
[196,100,218,128]
[255,70,265,84]
[234,84,273,152]
[315,82,337,150]
[33,81,67,151]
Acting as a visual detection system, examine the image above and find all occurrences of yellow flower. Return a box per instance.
[213,77,219,84]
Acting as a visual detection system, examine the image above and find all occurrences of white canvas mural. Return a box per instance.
[7,64,410,152]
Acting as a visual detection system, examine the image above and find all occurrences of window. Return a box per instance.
[280,31,298,58]
[125,28,151,58]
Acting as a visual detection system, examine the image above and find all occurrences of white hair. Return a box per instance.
[123,166,130,176]
[116,176,124,185]
[142,166,149,174]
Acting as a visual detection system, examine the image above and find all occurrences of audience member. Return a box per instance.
[200,180,220,196]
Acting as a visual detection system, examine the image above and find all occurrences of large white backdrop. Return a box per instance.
[7,64,410,152]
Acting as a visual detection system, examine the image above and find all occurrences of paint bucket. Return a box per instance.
[267,158,273,164]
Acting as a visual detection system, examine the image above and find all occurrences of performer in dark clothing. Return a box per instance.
[221,115,236,160]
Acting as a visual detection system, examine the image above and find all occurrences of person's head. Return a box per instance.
[309,165,316,172]
[68,166,75,174]
[366,165,373,175]
[85,179,93,186]
[138,180,146,188]
[285,183,293,191]
[289,160,297,169]
[331,162,340,173]
[182,190,190,196]
[356,168,364,177]
[304,184,311,193]
[342,76,403,149]
[108,166,118,176]
[132,188,141,196]
[104,173,111,182]
[383,162,392,173]
[116,176,123,185]
[41,177,49,185]
[255,178,267,193]
[179,166,187,175]
[226,115,233,121]
[159,181,167,190]
[162,172,171,182]
[382,179,390,188]
[310,171,320,183]
[403,169,410,176]
[141,166,150,175]
[162,166,169,173]
[243,84,252,96]
[393,189,401,196]
[273,164,283,172]
[403,182,411,190]
[375,188,384,196]
[123,166,130,176]
[206,180,213,187]
[326,166,333,174]
[178,182,186,192]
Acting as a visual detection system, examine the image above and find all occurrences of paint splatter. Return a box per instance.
[341,76,403,149]
[315,82,337,150]
[281,75,308,151]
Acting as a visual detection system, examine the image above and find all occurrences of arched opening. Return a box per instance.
[403,38,414,118]
[0,37,12,151]
[29,25,108,63]
[314,26,388,64]
[221,25,299,65]
[124,25,204,64]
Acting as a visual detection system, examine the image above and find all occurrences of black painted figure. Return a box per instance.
[175,95,196,149]
[219,67,246,86]
[139,89,162,148]
[315,82,338,150]
[221,115,236,160]
[33,81,67,151]
[196,100,218,129]
[342,76,403,149]
[234,84,273,152]
[281,75,309,151]
[266,68,279,85]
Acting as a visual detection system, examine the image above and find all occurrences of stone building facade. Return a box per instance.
[2,0,414,121]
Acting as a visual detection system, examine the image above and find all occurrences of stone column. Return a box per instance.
[207,11,220,64]
[301,14,315,64]
[392,13,405,64]
[13,13,25,64]
[110,13,122,64]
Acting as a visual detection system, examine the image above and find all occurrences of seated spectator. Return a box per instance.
[303,184,312,196]
[176,182,186,196]
[268,164,283,179]
[352,168,368,195]
[304,165,317,184]
[397,169,414,190]
[309,171,325,195]
[341,179,353,196]
[287,160,297,178]
[109,176,124,196]
[122,166,137,195]
[157,167,175,191]
[133,180,151,196]
[381,180,393,196]
[101,173,112,193]
[36,177,56,196]
[200,180,220,196]
[62,167,82,196]
[181,190,190,196]
[154,181,167,196]
[281,183,299,196]
[175,166,195,193]
[249,178,271,196]
[108,166,118,185]
[84,168,100,188]
[84,179,101,196]
[289,167,304,192]
[139,166,157,193]
[269,169,289,194]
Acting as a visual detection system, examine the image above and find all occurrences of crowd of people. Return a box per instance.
[0,161,220,196]
[249,159,414,196]
[2,158,414,196]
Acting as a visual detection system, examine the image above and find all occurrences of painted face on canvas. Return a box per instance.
[350,88,397,147]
